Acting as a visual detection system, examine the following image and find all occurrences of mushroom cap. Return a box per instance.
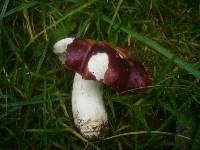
[53,37,74,64]
[53,38,149,92]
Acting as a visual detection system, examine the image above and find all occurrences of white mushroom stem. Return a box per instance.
[53,37,108,139]
[72,73,108,139]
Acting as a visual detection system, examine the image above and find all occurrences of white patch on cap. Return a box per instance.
[88,53,109,81]
[53,37,74,64]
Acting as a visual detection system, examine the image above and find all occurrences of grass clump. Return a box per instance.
[0,0,200,149]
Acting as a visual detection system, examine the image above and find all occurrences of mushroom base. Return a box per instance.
[73,112,108,139]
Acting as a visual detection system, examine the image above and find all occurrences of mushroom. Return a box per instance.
[53,37,149,139]
[53,38,108,139]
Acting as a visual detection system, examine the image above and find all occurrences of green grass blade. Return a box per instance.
[24,128,101,150]
[103,16,200,79]
[0,0,9,20]
[3,30,22,62]
[0,106,21,119]
[1,1,39,20]
[30,43,48,95]
[23,0,97,51]
[103,130,192,142]
[107,0,123,34]
[0,97,65,107]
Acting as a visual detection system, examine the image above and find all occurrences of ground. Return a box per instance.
[0,0,200,149]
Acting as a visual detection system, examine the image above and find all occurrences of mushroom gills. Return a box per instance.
[72,73,108,139]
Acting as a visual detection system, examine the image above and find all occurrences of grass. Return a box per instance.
[0,0,200,149]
